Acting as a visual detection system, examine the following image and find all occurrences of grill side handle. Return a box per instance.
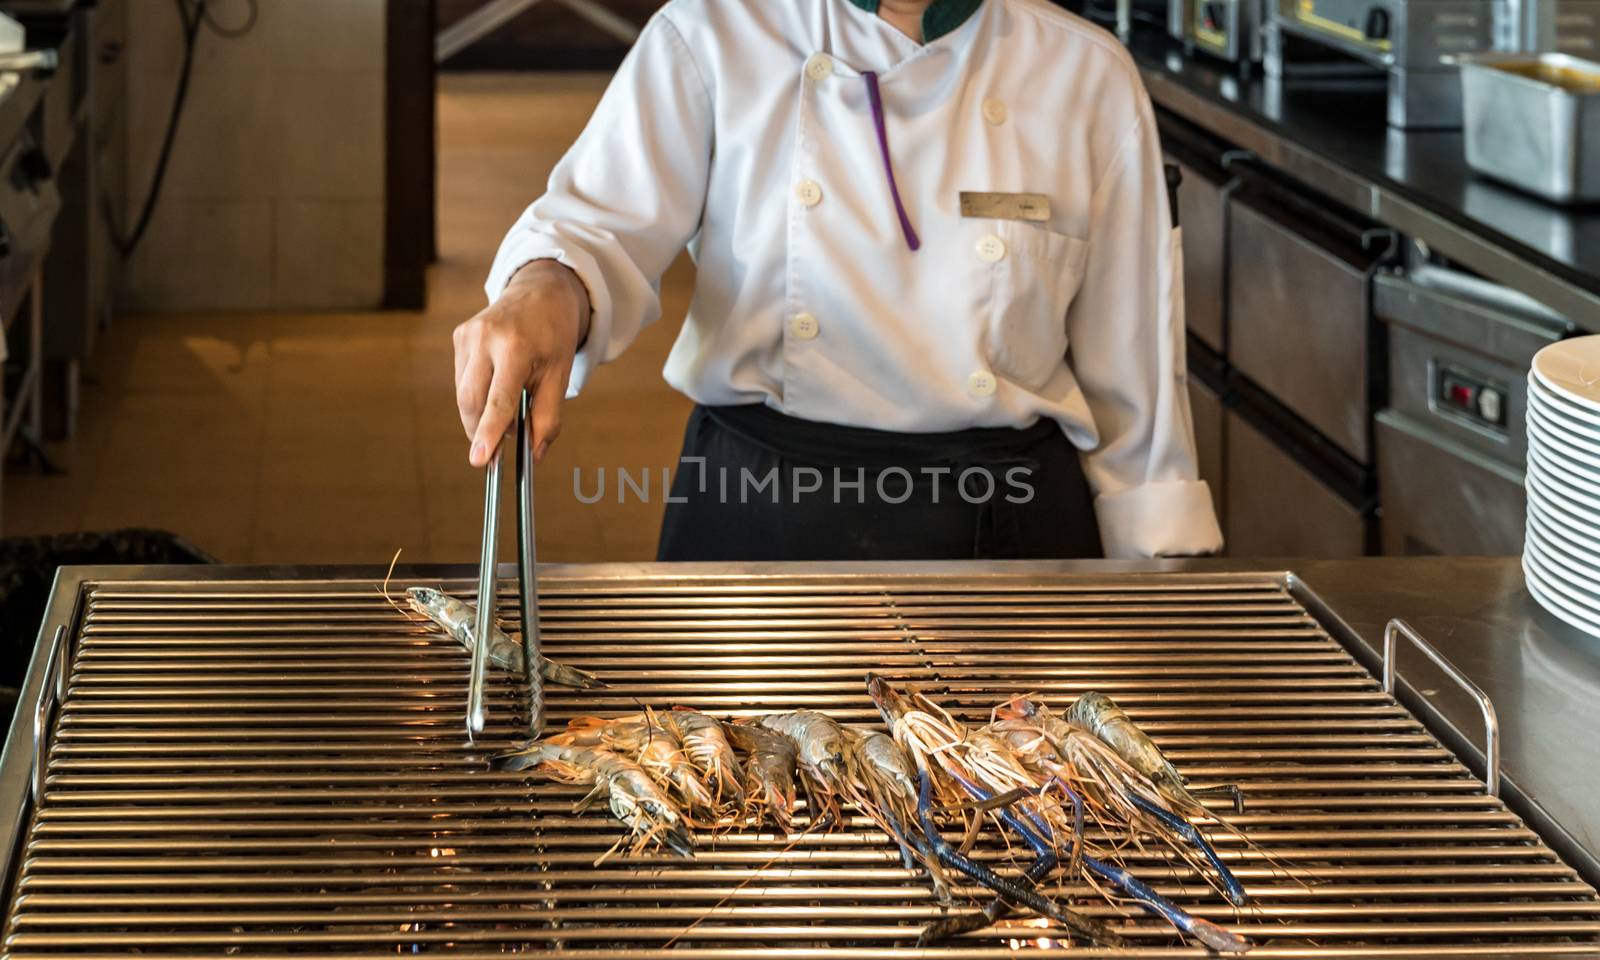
[30,625,66,806]
[1384,618,1502,797]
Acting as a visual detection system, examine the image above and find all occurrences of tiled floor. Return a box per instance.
[5,72,694,564]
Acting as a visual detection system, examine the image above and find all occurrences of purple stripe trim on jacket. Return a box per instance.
[862,71,921,252]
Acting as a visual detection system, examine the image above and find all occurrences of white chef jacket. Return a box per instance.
[485,0,1224,558]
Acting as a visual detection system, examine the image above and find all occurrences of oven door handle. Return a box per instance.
[1383,618,1501,797]
[31,625,66,806]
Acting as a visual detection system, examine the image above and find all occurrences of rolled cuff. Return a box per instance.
[483,236,611,399]
[1093,479,1224,559]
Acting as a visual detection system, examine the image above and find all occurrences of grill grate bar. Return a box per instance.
[15,863,1590,889]
[17,885,1596,907]
[12,906,1600,929]
[12,921,1600,948]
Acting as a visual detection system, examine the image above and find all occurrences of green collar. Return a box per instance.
[845,0,983,42]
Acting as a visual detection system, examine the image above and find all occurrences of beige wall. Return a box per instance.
[122,1,386,312]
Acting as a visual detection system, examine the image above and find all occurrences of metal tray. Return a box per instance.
[1461,52,1600,204]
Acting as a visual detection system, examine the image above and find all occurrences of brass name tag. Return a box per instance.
[959,191,1051,222]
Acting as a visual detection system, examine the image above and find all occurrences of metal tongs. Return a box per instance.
[467,389,544,741]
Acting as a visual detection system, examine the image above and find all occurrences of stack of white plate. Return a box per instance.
[1525,335,1600,636]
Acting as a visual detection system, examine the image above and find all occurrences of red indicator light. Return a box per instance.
[1449,384,1475,407]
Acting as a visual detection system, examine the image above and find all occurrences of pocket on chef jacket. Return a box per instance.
[985,220,1090,387]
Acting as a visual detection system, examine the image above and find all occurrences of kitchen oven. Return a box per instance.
[1375,260,1572,556]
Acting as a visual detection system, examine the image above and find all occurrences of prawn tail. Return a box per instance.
[539,655,607,689]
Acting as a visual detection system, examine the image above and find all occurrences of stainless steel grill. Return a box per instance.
[3,567,1599,958]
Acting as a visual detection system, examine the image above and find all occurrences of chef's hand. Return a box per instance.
[454,260,591,468]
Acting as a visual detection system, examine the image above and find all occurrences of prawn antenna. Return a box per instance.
[661,818,820,948]
[377,547,425,624]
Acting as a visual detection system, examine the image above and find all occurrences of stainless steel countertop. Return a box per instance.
[1285,555,1600,880]
[12,556,1596,883]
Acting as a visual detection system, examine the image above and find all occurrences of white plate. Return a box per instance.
[1526,473,1600,553]
[1526,537,1599,615]
[1528,439,1600,500]
[1529,476,1600,553]
[1528,513,1600,590]
[1529,403,1600,459]
[1527,518,1600,594]
[1532,335,1600,415]
[1531,374,1600,435]
[1528,444,1600,513]
[1528,497,1600,568]
[1529,422,1600,483]
[1530,383,1600,446]
[1523,518,1600,592]
[1525,535,1600,618]
[1532,389,1600,449]
[1529,413,1600,474]
[1524,554,1600,638]
[1523,545,1600,634]
[1527,486,1600,561]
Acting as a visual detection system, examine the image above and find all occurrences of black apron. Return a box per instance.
[657,404,1102,562]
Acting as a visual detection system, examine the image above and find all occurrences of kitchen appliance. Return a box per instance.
[1375,258,1570,556]
[1265,0,1493,128]
[4,563,1594,954]
[1219,174,1386,558]
[1172,0,1268,66]
[1225,376,1377,556]
[1460,52,1600,203]
[1265,0,1600,127]
[1500,0,1600,54]
[1227,179,1390,467]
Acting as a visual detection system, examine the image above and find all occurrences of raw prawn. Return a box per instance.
[1065,691,1243,817]
[723,721,798,833]
[557,713,720,821]
[752,710,852,828]
[843,726,952,901]
[494,741,694,858]
[405,586,603,688]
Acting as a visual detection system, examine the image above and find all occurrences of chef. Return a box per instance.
[453,0,1224,561]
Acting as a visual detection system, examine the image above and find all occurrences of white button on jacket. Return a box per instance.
[486,0,1223,558]
[795,180,824,207]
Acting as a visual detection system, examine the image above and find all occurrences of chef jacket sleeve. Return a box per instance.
[484,11,712,396]
[1065,90,1224,559]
